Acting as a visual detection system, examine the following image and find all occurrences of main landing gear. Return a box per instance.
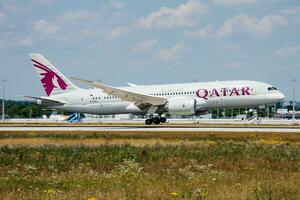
[145,116,167,125]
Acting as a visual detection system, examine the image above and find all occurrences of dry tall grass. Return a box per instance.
[0,130,299,199]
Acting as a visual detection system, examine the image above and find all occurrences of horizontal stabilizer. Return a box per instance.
[24,95,66,106]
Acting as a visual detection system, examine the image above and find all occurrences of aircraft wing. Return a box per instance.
[24,95,66,106]
[71,77,167,109]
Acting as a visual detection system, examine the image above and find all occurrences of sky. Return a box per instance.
[0,0,299,100]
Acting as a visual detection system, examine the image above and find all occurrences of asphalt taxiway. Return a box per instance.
[0,126,300,132]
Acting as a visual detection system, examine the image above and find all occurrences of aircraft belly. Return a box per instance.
[59,102,144,115]
[206,95,276,109]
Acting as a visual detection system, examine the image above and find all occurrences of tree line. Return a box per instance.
[0,100,65,119]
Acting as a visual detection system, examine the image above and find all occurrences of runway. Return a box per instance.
[1,126,300,132]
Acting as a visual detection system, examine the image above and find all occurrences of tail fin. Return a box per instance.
[29,53,80,96]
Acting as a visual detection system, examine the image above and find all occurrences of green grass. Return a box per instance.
[0,143,299,200]
[0,129,299,199]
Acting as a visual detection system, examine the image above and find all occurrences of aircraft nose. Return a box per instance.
[276,92,285,101]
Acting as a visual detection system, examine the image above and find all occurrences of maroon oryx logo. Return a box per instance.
[31,59,68,96]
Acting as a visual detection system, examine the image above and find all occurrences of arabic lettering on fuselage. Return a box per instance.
[195,87,251,99]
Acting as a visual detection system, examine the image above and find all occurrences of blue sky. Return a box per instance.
[0,0,299,100]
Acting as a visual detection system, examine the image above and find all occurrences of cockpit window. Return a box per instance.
[268,87,278,91]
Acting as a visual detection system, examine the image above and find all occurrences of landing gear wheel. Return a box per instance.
[152,118,160,125]
[160,117,167,123]
[145,119,152,125]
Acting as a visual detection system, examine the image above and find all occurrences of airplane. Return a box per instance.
[26,53,285,125]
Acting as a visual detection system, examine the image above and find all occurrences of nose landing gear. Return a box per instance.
[144,116,167,125]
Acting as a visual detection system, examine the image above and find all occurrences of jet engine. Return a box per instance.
[166,97,196,115]
[195,98,207,110]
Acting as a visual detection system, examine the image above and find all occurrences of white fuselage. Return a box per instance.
[47,80,285,115]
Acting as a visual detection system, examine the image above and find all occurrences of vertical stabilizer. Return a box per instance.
[29,53,79,96]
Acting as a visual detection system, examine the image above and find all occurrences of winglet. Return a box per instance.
[127,82,138,87]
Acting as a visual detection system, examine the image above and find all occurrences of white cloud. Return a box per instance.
[217,14,286,37]
[128,60,150,71]
[274,44,300,60]
[154,41,187,61]
[0,36,32,49]
[186,14,286,39]
[281,7,300,15]
[111,1,124,10]
[133,38,158,52]
[34,19,59,34]
[138,0,207,29]
[212,0,256,5]
[59,9,99,22]
[18,37,32,46]
[113,11,128,18]
[105,26,128,40]
[223,60,246,70]
[0,11,5,22]
[2,2,28,13]
[184,25,213,39]
[81,29,93,37]
[32,0,53,3]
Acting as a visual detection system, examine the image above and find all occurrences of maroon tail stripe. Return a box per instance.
[33,64,50,72]
[31,59,52,72]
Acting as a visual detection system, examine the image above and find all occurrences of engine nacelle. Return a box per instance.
[166,97,196,115]
[195,98,207,110]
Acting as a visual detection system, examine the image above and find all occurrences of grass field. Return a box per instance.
[0,130,299,200]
